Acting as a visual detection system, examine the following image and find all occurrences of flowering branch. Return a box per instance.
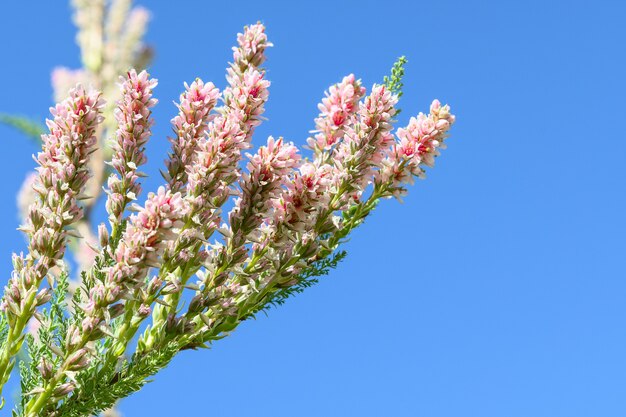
[0,22,456,417]
[0,86,104,402]
[105,69,158,226]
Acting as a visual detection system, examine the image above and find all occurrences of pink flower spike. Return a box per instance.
[272,162,333,231]
[226,136,301,253]
[106,69,158,223]
[174,23,273,273]
[331,83,398,203]
[397,100,455,170]
[83,186,187,324]
[308,74,366,155]
[378,100,455,195]
[232,23,273,73]
[166,79,220,193]
[2,83,103,358]
[223,68,271,141]
[30,84,105,252]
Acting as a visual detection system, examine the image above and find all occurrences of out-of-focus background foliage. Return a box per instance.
[1,0,625,415]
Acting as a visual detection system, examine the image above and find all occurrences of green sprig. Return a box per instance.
[383,56,408,115]
[0,114,45,144]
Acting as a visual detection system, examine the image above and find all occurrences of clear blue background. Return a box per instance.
[1,0,625,416]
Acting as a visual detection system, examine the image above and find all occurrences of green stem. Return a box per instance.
[50,183,389,415]
[0,283,39,402]
[24,331,90,416]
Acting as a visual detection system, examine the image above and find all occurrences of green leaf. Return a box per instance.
[54,342,179,417]
[246,250,348,319]
[0,114,45,143]
[383,56,408,115]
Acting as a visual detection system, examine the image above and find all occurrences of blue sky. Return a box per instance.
[1,0,625,416]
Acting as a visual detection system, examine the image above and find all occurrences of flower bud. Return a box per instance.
[187,294,205,315]
[35,288,53,306]
[66,348,89,371]
[12,253,24,271]
[165,314,190,335]
[81,316,100,334]
[138,303,151,318]
[37,357,54,380]
[66,325,83,351]
[161,278,181,295]
[108,303,125,319]
[98,223,109,247]
[53,382,75,397]
[146,276,163,296]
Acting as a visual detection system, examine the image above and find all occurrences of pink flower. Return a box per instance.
[3,84,103,331]
[308,74,366,154]
[249,136,301,181]
[231,23,273,73]
[106,69,158,222]
[378,100,455,195]
[83,187,186,323]
[166,79,220,193]
[231,137,301,228]
[133,187,186,234]
[331,84,398,203]
[223,68,270,141]
[182,23,272,250]
[272,162,333,230]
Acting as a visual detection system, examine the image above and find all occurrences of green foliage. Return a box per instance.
[383,56,408,115]
[16,271,70,415]
[0,315,8,351]
[248,250,348,319]
[18,335,38,412]
[383,56,408,97]
[0,114,45,143]
[54,342,179,417]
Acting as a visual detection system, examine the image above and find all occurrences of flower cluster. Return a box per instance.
[166,80,220,193]
[106,69,158,223]
[378,99,456,197]
[13,5,153,415]
[272,162,333,231]
[0,85,103,397]
[331,84,398,206]
[55,0,151,102]
[84,188,186,331]
[308,74,366,153]
[229,136,301,247]
[231,22,272,74]
[0,22,455,417]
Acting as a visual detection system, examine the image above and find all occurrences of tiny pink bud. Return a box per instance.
[98,223,109,247]
[37,357,54,380]
[53,382,75,397]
